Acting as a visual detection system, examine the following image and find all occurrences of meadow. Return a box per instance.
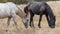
[0,1,60,34]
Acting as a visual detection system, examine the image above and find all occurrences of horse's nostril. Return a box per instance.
[27,20,28,21]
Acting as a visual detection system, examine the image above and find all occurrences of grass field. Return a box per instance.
[0,1,60,34]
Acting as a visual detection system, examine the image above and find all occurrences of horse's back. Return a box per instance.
[27,2,47,14]
[0,2,18,18]
[0,2,17,10]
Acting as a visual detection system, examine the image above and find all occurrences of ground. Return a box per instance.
[0,1,60,34]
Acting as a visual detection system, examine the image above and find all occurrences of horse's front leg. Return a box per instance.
[45,14,50,24]
[45,14,55,28]
[45,14,51,27]
[30,13,34,28]
[6,17,11,32]
[12,14,19,30]
[38,15,42,28]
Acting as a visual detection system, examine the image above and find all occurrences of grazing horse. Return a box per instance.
[0,2,28,32]
[24,2,56,28]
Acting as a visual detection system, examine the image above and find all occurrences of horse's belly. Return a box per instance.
[0,11,11,19]
[0,15,9,19]
[31,9,41,15]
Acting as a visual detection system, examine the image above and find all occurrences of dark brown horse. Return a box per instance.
[24,2,56,28]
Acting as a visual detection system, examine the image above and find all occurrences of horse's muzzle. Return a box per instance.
[23,19,28,28]
[49,24,55,28]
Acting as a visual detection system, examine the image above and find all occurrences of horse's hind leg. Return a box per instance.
[30,13,34,28]
[6,17,11,32]
[38,15,42,28]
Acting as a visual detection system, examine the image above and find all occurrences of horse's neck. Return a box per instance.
[17,8,26,18]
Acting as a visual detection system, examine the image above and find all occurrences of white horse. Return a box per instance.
[0,2,29,32]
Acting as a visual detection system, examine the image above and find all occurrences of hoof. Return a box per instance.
[30,26,35,28]
[49,25,55,28]
[38,25,41,28]
[50,26,55,28]
[38,26,41,28]
[30,25,35,28]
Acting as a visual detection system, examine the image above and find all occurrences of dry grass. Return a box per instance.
[0,1,60,34]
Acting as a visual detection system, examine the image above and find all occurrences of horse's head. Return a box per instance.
[22,15,29,28]
[22,6,29,28]
[49,15,56,28]
[45,3,56,28]
[17,6,29,28]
